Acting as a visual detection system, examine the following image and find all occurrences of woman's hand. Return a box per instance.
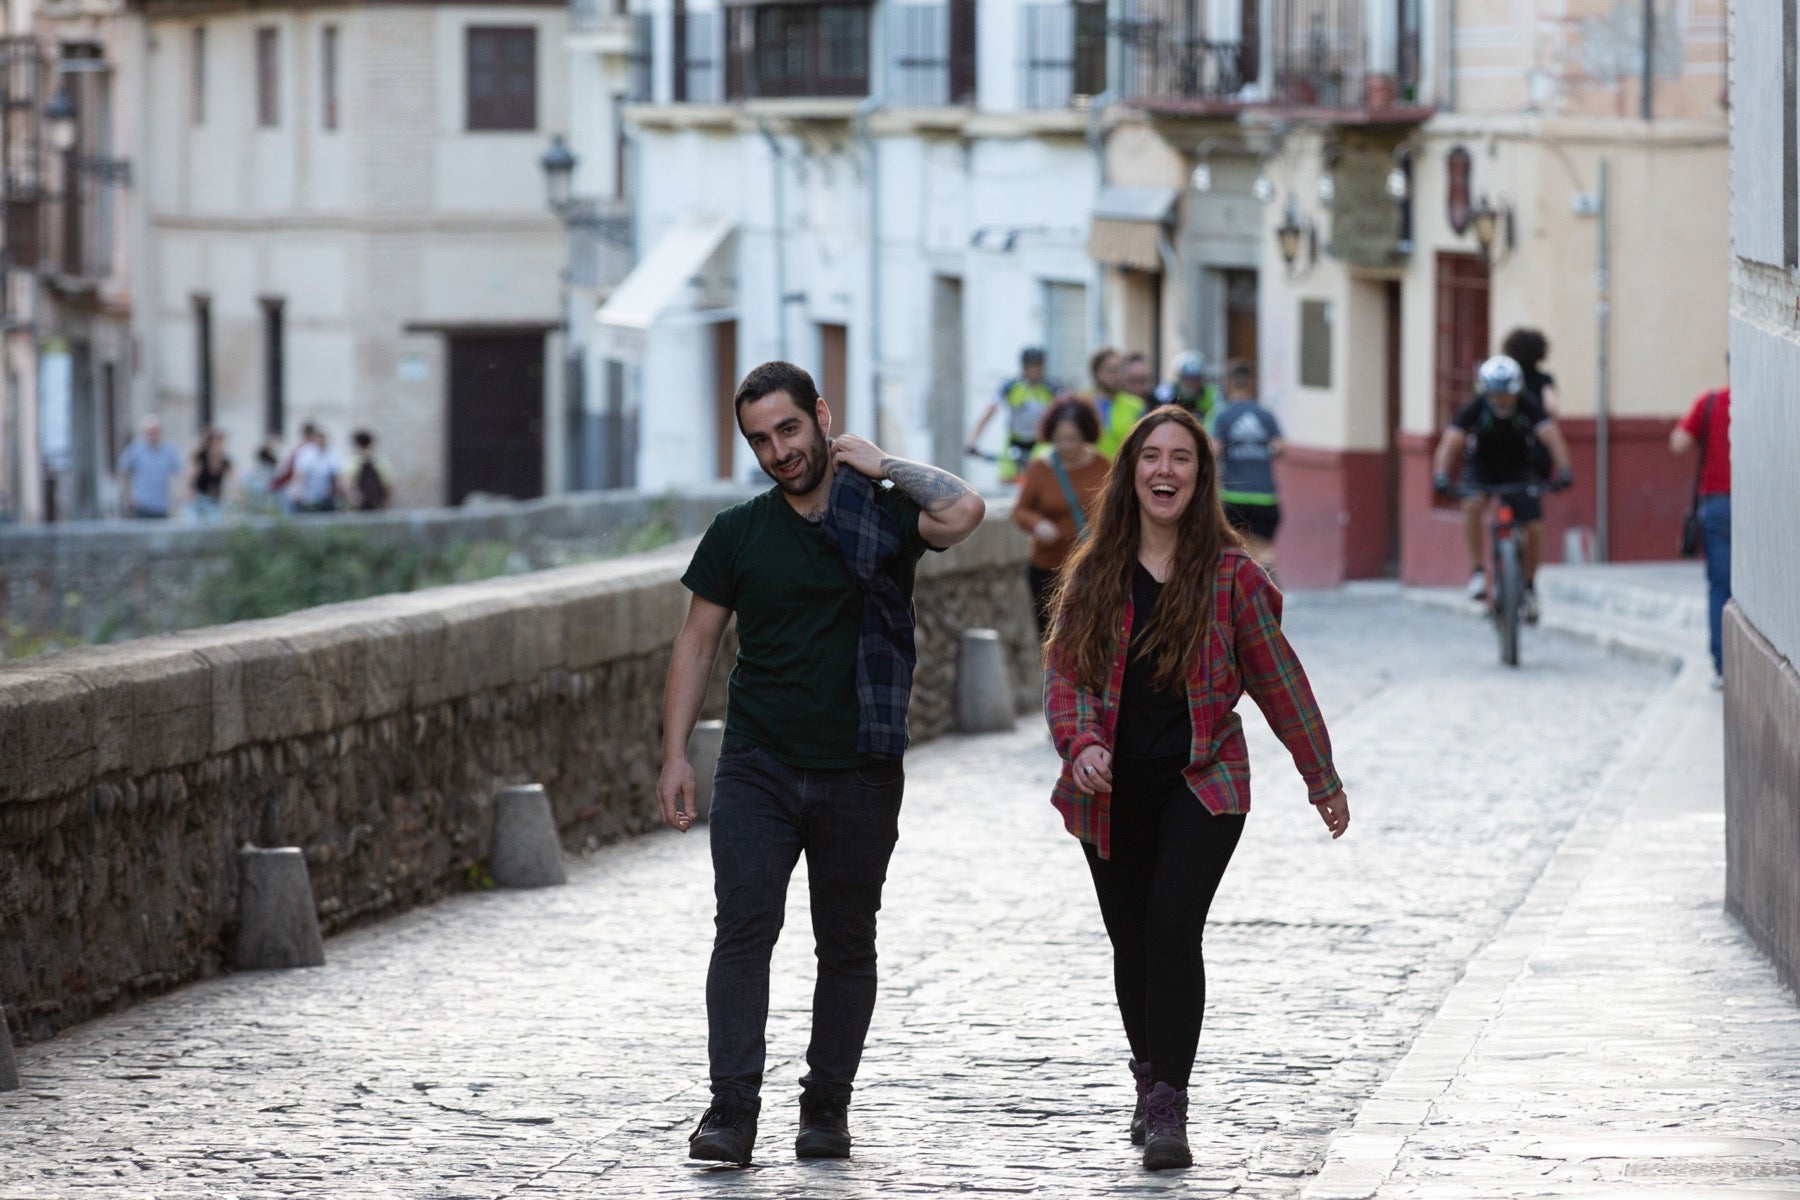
[1073,745,1113,794]
[1032,519,1062,546]
[1316,794,1349,839]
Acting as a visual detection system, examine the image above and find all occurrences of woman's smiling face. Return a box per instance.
[1134,420,1202,527]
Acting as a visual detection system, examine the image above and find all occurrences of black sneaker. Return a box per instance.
[689,1104,757,1165]
[795,1093,852,1159]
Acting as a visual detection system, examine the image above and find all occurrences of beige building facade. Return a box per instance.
[1103,0,1729,585]
[140,0,569,508]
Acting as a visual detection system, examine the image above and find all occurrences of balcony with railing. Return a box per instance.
[725,2,872,102]
[888,0,976,109]
[1019,0,1108,110]
[1267,0,1423,115]
[1113,0,1251,111]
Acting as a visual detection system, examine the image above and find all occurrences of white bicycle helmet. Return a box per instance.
[1172,349,1207,379]
[1476,355,1525,396]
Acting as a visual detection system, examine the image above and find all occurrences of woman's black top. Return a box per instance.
[1116,562,1192,760]
[193,452,232,499]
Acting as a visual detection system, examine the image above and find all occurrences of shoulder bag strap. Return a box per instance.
[1690,392,1714,504]
[1050,452,1087,536]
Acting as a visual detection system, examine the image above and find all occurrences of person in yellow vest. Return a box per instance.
[966,346,1060,484]
[1096,352,1149,460]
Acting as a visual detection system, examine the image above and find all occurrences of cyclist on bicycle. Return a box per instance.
[1432,355,1574,622]
[1152,350,1219,422]
[967,346,1059,485]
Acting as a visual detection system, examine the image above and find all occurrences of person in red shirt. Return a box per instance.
[1671,376,1731,684]
[1044,407,1349,1171]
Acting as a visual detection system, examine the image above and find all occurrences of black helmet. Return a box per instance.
[1020,346,1046,366]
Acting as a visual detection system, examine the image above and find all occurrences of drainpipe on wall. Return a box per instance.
[1640,0,1655,120]
[1086,88,1119,349]
[757,123,791,362]
[854,92,885,439]
[1594,158,1611,562]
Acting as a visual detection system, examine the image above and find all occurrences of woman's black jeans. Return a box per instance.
[1082,754,1245,1090]
[705,741,904,1113]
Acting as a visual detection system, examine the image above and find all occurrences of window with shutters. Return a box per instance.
[467,27,537,131]
[726,3,871,100]
[1042,280,1088,393]
[192,27,206,125]
[255,27,279,128]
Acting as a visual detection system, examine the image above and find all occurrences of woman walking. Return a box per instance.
[1011,401,1108,639]
[188,428,233,521]
[1043,408,1350,1171]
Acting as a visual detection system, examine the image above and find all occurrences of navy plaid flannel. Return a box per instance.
[820,467,917,758]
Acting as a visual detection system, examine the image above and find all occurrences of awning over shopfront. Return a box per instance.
[594,213,736,363]
[1088,185,1178,271]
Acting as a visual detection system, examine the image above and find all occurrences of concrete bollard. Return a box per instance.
[490,784,568,888]
[234,847,326,970]
[2,1017,18,1092]
[688,720,725,823]
[957,628,1016,734]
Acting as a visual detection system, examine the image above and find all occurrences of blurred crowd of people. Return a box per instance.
[114,417,393,522]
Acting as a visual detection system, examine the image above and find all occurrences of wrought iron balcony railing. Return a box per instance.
[888,0,977,108]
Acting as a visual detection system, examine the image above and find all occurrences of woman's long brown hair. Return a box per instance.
[1045,407,1243,693]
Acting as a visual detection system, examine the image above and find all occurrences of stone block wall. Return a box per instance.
[1723,605,1800,1000]
[0,503,1039,1043]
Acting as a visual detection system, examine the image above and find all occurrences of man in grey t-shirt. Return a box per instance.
[115,415,184,519]
[1206,363,1285,579]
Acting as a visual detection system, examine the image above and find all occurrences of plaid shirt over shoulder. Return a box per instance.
[1044,547,1344,858]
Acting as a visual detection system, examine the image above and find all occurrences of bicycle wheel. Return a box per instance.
[1495,536,1523,667]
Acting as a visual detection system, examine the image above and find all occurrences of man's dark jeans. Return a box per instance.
[1699,493,1731,676]
[706,741,904,1114]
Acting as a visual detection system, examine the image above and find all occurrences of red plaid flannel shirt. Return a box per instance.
[1045,547,1344,858]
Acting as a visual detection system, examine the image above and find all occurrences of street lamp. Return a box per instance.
[540,133,577,218]
[44,87,77,154]
[1471,195,1514,265]
[1275,197,1316,279]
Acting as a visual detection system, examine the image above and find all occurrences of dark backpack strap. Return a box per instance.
[1690,391,1714,503]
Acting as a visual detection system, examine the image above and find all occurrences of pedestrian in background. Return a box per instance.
[244,443,282,513]
[350,429,393,511]
[1208,362,1285,581]
[1011,399,1108,639]
[1044,407,1349,1172]
[115,415,184,519]
[289,425,344,514]
[1503,328,1560,480]
[187,428,233,522]
[657,361,984,1166]
[1671,367,1732,688]
[1153,350,1217,424]
[966,346,1058,485]
[1097,352,1149,461]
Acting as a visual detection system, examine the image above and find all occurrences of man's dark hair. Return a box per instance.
[1038,399,1101,445]
[300,421,320,438]
[352,429,374,450]
[1501,328,1548,373]
[1227,361,1255,389]
[1122,351,1148,368]
[734,361,821,422]
[1020,346,1045,366]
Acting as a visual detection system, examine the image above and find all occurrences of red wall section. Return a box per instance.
[1273,447,1392,587]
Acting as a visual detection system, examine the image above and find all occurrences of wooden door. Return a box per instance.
[1433,253,1490,508]
[818,322,848,435]
[448,334,545,504]
[1223,268,1259,368]
[713,319,738,479]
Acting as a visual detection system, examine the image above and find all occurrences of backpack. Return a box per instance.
[356,458,389,510]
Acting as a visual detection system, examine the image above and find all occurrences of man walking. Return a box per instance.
[657,361,985,1166]
[115,415,184,519]
[1671,369,1731,687]
[1153,350,1218,423]
[1207,362,1285,578]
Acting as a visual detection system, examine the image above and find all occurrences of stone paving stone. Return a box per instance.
[0,596,1675,1198]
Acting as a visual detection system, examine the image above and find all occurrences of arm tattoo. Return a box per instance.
[880,457,973,515]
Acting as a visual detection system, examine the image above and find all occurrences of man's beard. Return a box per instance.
[764,428,829,496]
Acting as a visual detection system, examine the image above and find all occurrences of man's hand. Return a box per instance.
[1432,471,1454,499]
[831,434,889,481]
[1032,519,1062,545]
[1073,745,1113,794]
[1316,793,1350,839]
[657,758,699,832]
[1550,466,1574,493]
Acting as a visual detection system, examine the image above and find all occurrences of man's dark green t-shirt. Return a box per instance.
[681,482,936,769]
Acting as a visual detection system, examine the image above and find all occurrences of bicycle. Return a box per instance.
[1460,480,1543,667]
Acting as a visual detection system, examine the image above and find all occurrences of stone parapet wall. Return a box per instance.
[0,501,1040,1043]
[0,485,760,644]
[1723,603,1800,1001]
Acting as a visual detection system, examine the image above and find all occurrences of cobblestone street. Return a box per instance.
[4,592,1794,1198]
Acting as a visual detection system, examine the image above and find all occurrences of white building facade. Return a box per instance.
[586,0,1110,491]
[140,0,570,507]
